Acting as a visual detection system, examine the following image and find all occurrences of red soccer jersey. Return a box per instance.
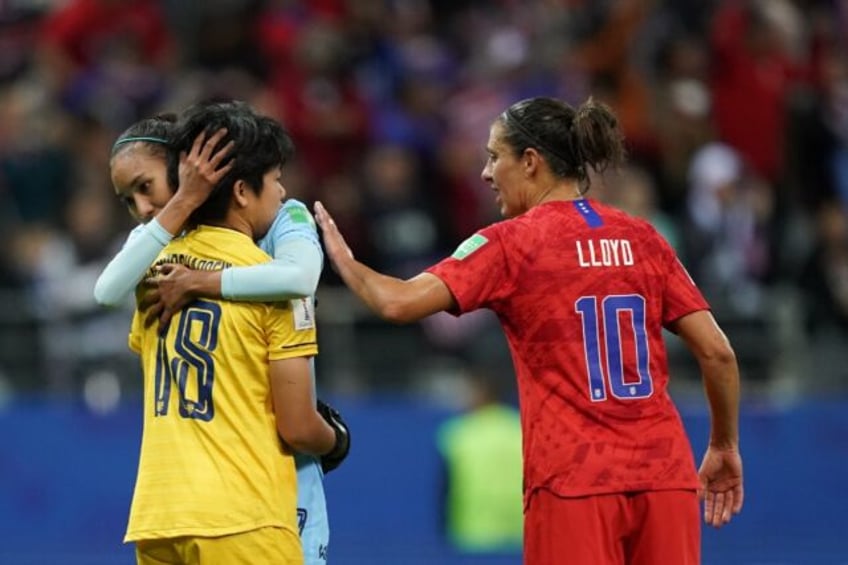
[426,199,708,500]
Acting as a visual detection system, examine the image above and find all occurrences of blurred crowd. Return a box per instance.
[0,0,847,397]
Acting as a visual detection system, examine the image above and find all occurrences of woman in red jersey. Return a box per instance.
[314,96,743,565]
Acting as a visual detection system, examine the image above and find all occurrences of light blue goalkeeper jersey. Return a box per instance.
[258,200,330,564]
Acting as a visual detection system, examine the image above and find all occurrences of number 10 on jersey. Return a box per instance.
[575,294,654,402]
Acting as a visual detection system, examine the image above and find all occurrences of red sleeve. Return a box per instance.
[425,225,514,315]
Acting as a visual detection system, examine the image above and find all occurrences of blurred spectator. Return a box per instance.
[36,0,175,126]
[163,0,266,78]
[313,173,374,287]
[571,0,659,162]
[818,46,847,204]
[27,187,123,317]
[437,130,496,241]
[0,2,44,83]
[652,33,714,213]
[0,81,72,227]
[709,0,809,184]
[786,46,848,216]
[799,200,848,335]
[436,368,523,553]
[361,143,446,277]
[604,165,682,254]
[0,0,846,396]
[684,142,774,315]
[270,20,370,184]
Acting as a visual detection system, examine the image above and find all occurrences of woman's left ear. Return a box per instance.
[524,148,538,172]
[233,179,249,207]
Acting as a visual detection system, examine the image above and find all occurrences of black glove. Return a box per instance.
[317,399,350,474]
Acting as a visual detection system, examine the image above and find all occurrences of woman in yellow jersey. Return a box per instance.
[122,101,348,564]
[97,106,349,564]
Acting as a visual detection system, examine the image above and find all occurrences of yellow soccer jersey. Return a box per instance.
[124,225,318,542]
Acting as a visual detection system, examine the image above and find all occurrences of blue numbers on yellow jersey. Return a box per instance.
[575,294,653,402]
[154,300,221,421]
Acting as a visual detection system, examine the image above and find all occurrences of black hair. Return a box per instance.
[110,114,178,162]
[499,97,626,192]
[166,100,295,225]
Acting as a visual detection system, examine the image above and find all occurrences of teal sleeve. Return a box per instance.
[220,238,322,301]
[93,219,173,307]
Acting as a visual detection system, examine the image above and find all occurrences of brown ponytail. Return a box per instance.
[499,96,627,192]
[572,98,626,180]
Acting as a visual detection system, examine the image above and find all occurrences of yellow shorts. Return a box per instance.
[135,526,303,565]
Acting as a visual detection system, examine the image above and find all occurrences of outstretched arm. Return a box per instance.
[313,201,456,323]
[93,129,233,307]
[669,310,743,528]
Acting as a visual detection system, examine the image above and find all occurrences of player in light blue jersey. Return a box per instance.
[259,202,331,561]
[94,108,349,564]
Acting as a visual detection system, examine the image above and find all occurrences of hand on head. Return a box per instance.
[177,128,235,206]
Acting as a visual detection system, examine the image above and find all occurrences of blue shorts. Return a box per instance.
[295,454,329,564]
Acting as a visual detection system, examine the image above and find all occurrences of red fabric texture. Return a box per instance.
[427,199,708,500]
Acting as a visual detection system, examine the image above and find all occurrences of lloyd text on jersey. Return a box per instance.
[576,239,634,268]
